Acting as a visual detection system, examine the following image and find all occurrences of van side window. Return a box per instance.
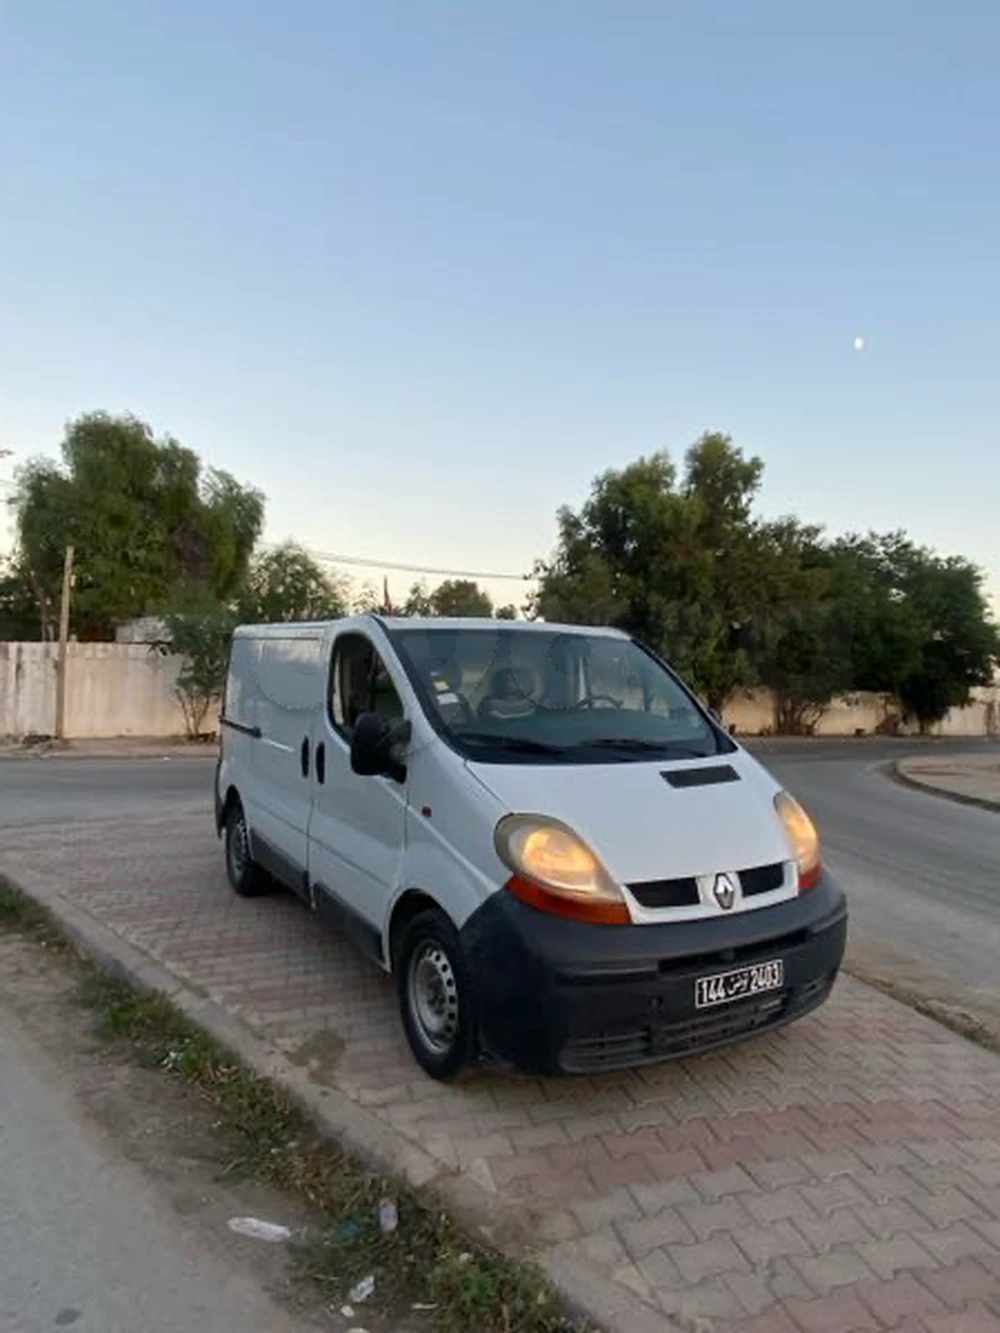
[330,634,404,734]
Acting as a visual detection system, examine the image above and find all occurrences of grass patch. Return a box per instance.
[0,878,70,952]
[2,876,587,1329]
[72,972,586,1332]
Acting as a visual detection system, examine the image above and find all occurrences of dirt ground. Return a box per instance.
[0,932,403,1333]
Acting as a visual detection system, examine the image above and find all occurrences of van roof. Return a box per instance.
[233,615,629,640]
[382,617,628,638]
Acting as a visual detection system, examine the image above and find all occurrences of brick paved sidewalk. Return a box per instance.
[3,810,1000,1332]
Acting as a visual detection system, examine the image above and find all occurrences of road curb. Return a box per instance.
[890,759,1000,814]
[0,745,219,762]
[0,865,675,1333]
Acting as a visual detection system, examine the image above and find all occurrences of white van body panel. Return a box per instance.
[221,624,325,890]
[391,742,509,947]
[307,620,416,931]
[218,615,846,1076]
[466,747,787,882]
[222,615,793,941]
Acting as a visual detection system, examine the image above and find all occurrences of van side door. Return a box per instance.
[245,633,320,898]
[307,628,409,962]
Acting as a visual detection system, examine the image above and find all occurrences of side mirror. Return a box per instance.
[350,713,411,782]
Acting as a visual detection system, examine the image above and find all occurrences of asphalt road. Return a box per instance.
[0,739,997,1031]
[0,991,315,1333]
[751,738,1000,1033]
[0,755,211,826]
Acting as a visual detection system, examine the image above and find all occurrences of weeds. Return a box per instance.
[73,957,584,1332]
[0,878,70,952]
[2,874,584,1329]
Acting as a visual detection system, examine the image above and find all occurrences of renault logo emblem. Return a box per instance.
[713,873,737,911]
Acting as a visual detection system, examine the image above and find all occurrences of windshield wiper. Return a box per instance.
[586,738,711,757]
[457,732,569,755]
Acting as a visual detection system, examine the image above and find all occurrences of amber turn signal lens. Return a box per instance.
[774,790,822,892]
[495,815,630,925]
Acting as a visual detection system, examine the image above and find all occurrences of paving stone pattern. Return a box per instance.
[3,810,999,1332]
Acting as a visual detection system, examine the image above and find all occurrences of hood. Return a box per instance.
[465,747,790,886]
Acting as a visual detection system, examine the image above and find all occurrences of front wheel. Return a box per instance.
[396,909,477,1080]
[224,800,268,897]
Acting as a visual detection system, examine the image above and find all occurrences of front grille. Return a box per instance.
[559,975,835,1073]
[559,1027,653,1071]
[630,861,787,909]
[629,875,699,908]
[739,862,785,896]
[560,994,786,1072]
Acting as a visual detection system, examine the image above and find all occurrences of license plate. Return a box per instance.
[695,959,784,1009]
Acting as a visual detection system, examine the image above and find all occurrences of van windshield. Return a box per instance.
[389,626,731,764]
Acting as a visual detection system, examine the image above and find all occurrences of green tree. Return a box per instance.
[158,604,238,738]
[13,412,264,639]
[403,581,434,616]
[824,534,925,698]
[353,581,382,614]
[533,434,814,710]
[755,599,851,733]
[494,603,519,620]
[0,554,45,641]
[238,544,348,623]
[744,521,848,733]
[816,533,998,730]
[428,579,493,618]
[159,545,348,737]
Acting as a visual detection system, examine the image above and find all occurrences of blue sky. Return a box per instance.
[2,1,998,610]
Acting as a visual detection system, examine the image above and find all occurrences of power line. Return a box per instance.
[266,544,533,583]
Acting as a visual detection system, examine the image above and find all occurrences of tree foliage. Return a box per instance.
[159,604,238,739]
[0,555,43,641]
[239,544,348,623]
[159,545,347,738]
[13,412,264,640]
[403,578,495,618]
[534,433,999,729]
[533,434,824,710]
[826,534,999,729]
[402,581,434,616]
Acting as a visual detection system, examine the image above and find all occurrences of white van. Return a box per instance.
[215,616,847,1079]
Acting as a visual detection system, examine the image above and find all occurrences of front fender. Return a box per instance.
[385,807,503,955]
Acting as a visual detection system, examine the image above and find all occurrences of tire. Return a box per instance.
[224,800,267,898]
[395,908,477,1080]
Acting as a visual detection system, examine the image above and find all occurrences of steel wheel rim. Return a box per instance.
[228,814,248,882]
[408,941,460,1054]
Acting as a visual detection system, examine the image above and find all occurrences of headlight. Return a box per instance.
[774,790,822,891]
[494,814,630,924]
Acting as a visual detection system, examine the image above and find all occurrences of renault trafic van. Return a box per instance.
[216,616,847,1079]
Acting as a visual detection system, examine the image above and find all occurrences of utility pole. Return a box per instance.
[54,544,75,742]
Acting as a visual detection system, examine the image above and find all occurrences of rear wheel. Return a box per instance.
[224,799,267,897]
[396,908,477,1080]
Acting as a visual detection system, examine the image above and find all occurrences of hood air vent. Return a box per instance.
[661,764,739,789]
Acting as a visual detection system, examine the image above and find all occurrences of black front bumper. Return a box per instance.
[460,873,848,1074]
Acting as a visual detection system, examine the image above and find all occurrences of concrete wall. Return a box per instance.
[1,640,997,740]
[723,685,999,738]
[0,642,187,739]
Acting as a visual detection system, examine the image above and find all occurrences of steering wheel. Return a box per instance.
[574,694,623,710]
[477,694,537,721]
